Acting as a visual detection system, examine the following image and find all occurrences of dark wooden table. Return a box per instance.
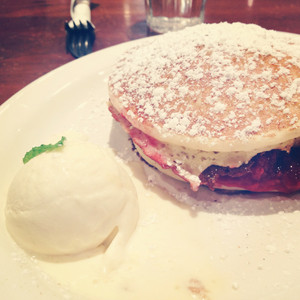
[0,0,299,105]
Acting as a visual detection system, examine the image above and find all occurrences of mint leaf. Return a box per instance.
[23,136,66,164]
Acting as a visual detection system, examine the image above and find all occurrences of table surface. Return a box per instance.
[0,0,299,105]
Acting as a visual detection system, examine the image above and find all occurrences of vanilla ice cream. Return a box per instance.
[5,135,138,256]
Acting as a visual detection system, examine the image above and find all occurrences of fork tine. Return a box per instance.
[73,25,82,57]
[73,20,79,30]
[79,20,87,30]
[65,21,71,31]
[87,21,95,30]
[77,28,88,57]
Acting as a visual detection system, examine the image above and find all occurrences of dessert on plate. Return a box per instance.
[108,22,300,193]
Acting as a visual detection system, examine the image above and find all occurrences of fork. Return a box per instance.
[65,0,95,58]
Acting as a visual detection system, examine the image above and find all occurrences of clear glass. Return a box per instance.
[145,0,207,33]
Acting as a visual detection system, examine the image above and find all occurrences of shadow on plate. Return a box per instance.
[23,227,118,263]
[108,120,300,217]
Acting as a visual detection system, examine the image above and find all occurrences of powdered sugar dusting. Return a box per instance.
[109,22,300,145]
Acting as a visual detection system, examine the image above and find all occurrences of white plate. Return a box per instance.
[1,37,300,300]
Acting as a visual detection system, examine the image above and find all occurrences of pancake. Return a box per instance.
[108,22,300,193]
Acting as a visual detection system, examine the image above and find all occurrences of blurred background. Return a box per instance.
[0,0,299,104]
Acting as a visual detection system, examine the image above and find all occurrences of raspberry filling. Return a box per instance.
[109,106,300,193]
[200,147,300,193]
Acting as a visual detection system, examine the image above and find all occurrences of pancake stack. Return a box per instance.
[108,22,300,193]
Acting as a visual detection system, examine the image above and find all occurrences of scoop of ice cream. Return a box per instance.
[5,135,138,256]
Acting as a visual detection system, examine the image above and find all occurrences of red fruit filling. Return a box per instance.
[200,147,300,193]
[109,105,300,193]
